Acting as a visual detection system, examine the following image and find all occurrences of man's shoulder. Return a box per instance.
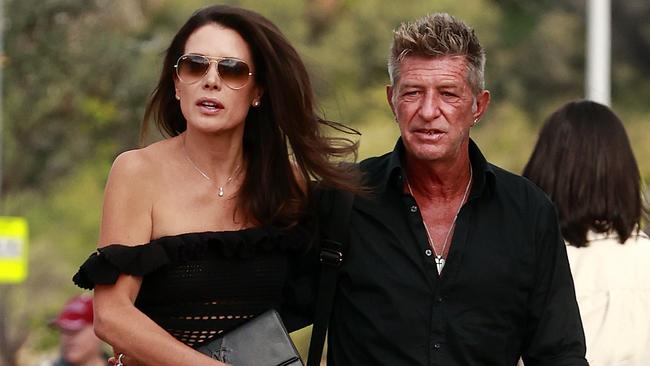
[359,151,393,171]
[358,151,396,185]
[488,163,526,185]
[487,162,554,210]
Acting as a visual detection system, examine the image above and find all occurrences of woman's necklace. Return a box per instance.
[406,163,472,274]
[182,138,241,197]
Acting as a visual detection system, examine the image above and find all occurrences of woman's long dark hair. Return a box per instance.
[142,5,361,227]
[523,100,646,247]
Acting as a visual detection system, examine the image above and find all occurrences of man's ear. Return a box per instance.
[386,85,397,121]
[472,90,491,122]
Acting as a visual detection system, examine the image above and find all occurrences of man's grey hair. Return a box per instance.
[388,13,486,94]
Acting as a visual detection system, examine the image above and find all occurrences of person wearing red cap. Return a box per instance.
[47,295,108,366]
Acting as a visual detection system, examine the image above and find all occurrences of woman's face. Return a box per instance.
[174,23,262,135]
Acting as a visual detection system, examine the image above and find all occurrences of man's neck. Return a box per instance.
[404,155,472,200]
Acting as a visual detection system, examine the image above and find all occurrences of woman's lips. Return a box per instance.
[196,98,224,115]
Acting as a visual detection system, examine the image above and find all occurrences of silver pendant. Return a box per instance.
[218,186,224,197]
[435,256,445,274]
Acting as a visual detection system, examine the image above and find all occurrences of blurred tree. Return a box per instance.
[2,0,162,196]
[0,286,27,366]
[1,1,164,364]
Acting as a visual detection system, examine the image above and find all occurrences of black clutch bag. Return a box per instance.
[196,309,303,366]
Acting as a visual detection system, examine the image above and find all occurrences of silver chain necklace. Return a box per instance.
[182,137,241,197]
[406,163,472,274]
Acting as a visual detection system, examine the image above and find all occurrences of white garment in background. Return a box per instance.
[566,230,650,366]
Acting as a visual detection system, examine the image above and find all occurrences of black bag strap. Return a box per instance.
[306,188,353,366]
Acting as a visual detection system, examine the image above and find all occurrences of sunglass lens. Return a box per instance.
[177,55,209,83]
[218,58,251,89]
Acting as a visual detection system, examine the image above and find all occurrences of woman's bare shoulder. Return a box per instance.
[99,139,182,247]
[110,138,178,178]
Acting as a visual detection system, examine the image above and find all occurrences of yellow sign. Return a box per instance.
[0,217,29,283]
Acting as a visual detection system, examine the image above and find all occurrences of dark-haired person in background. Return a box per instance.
[72,4,360,366]
[523,100,650,366]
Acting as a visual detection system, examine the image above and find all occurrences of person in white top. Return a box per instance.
[523,99,650,366]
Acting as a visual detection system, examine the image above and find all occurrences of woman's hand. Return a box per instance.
[108,351,144,366]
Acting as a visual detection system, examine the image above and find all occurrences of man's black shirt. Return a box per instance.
[327,139,588,366]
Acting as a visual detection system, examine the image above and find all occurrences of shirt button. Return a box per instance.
[425,249,432,257]
[434,343,441,350]
[436,296,443,303]
[410,205,418,213]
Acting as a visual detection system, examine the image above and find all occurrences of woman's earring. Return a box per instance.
[252,100,260,107]
[472,118,479,126]
[175,94,181,101]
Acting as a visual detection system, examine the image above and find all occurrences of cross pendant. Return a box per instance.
[434,255,445,274]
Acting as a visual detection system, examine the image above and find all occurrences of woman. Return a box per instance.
[73,5,359,366]
[523,100,650,366]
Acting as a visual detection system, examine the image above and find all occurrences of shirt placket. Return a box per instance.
[402,187,447,366]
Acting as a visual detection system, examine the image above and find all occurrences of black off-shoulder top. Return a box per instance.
[73,225,318,348]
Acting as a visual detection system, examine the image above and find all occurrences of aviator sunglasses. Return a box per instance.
[174,53,253,89]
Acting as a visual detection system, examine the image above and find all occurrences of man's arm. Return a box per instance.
[521,199,589,366]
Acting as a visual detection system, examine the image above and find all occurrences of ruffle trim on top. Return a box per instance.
[72,226,312,290]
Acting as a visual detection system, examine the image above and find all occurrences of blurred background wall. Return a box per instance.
[0,0,648,364]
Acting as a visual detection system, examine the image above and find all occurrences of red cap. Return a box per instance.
[49,294,94,331]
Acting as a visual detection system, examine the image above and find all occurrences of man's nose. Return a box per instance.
[419,93,441,121]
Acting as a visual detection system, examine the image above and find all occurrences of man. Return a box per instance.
[47,294,107,366]
[327,13,588,366]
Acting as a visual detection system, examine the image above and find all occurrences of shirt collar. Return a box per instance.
[585,228,650,242]
[380,137,496,198]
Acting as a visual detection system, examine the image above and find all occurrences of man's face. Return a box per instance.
[60,325,101,365]
[387,55,489,165]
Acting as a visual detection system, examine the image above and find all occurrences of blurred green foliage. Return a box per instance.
[0,0,648,364]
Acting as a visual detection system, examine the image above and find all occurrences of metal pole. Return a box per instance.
[0,0,4,204]
[586,0,611,106]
